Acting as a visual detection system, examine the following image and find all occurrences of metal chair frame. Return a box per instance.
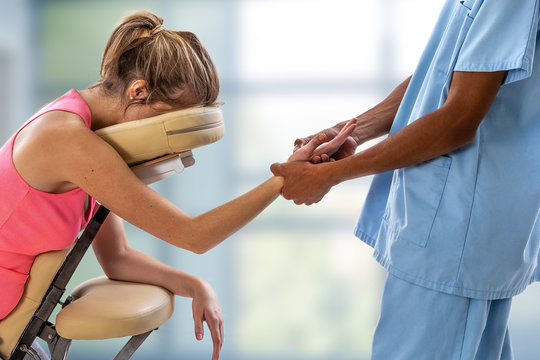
[8,206,158,360]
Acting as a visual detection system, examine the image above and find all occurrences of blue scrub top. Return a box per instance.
[355,0,540,300]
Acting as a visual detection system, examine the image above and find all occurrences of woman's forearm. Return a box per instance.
[93,213,201,296]
[177,176,283,254]
[102,245,201,297]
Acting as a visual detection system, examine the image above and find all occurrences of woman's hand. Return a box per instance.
[288,132,328,162]
[292,118,357,163]
[192,280,224,360]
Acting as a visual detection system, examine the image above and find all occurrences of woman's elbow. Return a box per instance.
[181,239,213,255]
[192,246,209,255]
[97,249,130,280]
[172,222,217,254]
[100,260,123,280]
[191,242,215,255]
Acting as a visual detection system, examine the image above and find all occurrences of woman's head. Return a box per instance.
[97,11,219,111]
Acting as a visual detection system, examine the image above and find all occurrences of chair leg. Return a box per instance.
[37,324,70,360]
[48,338,71,360]
[112,331,154,360]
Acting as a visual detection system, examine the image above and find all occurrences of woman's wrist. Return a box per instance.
[166,271,202,298]
[191,277,214,299]
[270,175,284,189]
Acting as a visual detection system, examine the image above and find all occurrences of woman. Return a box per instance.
[0,10,354,359]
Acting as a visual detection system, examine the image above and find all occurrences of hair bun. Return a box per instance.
[120,10,164,33]
[99,10,219,108]
[149,24,165,36]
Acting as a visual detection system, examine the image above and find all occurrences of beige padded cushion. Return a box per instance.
[95,105,224,165]
[56,277,174,340]
[0,247,71,359]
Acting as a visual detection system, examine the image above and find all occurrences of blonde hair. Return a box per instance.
[97,10,219,109]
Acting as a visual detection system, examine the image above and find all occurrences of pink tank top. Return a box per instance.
[0,89,97,319]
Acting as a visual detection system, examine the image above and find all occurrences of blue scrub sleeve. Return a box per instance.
[455,0,540,84]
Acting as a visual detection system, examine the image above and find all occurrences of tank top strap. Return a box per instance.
[33,89,92,128]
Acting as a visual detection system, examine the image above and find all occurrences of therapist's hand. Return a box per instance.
[270,161,336,205]
[272,119,355,205]
[191,279,224,360]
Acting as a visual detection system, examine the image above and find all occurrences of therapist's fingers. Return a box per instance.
[270,162,283,177]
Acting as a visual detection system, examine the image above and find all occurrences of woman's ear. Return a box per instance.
[127,80,149,101]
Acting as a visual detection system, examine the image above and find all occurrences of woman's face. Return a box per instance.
[119,80,200,124]
[121,101,176,123]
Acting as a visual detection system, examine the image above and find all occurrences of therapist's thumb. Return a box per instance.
[270,163,282,176]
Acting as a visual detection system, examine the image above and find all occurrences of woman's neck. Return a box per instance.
[78,86,124,131]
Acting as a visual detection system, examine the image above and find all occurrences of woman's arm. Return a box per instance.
[13,114,334,254]
[62,125,282,253]
[92,213,223,359]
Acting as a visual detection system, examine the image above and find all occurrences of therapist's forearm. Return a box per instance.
[325,71,506,184]
[350,76,412,144]
[327,106,472,182]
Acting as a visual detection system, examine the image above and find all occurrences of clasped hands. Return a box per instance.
[271,118,358,205]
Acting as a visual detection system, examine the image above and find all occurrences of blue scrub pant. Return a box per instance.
[372,274,513,360]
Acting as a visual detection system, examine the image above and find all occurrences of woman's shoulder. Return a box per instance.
[17,110,91,149]
[12,111,105,193]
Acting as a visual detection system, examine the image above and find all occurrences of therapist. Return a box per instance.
[271,0,540,358]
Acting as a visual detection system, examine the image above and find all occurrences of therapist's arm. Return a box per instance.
[271,71,506,205]
[294,76,411,162]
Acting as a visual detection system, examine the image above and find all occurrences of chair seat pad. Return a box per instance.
[56,277,174,340]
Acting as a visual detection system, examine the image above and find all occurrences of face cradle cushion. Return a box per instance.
[96,105,224,184]
[95,105,225,166]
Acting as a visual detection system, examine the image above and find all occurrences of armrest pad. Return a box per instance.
[56,277,174,340]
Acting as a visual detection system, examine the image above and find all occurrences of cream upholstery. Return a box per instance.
[0,247,71,359]
[56,277,174,340]
[96,105,224,165]
[130,151,196,185]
